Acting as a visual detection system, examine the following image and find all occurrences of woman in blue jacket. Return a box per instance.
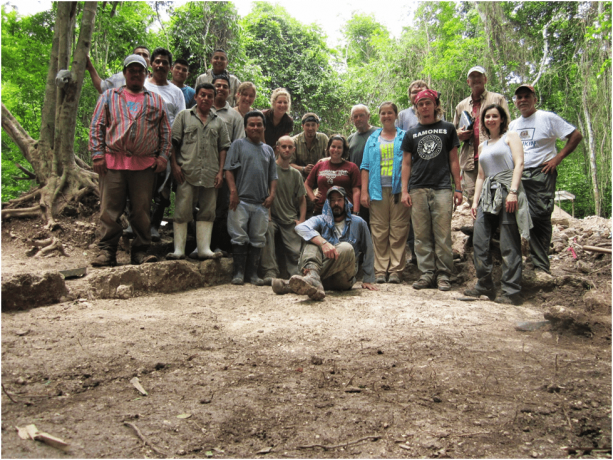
[360,102,411,284]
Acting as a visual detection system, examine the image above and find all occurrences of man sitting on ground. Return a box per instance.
[260,136,307,285]
[272,186,378,300]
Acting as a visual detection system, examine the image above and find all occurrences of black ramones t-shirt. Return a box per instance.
[401,120,460,191]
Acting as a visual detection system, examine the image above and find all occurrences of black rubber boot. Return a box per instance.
[150,200,166,242]
[231,244,247,285]
[245,246,265,286]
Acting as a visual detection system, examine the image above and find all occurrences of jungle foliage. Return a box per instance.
[1,1,611,218]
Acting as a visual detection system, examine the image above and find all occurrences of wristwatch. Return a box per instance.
[508,188,518,194]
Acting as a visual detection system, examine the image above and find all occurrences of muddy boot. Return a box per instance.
[289,268,325,300]
[231,244,247,285]
[245,246,264,286]
[91,248,117,267]
[464,286,496,301]
[271,278,292,295]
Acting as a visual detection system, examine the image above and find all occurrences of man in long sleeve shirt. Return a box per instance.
[272,186,377,300]
[89,54,172,267]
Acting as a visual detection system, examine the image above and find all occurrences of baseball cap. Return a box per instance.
[514,84,536,95]
[467,66,486,77]
[123,54,147,69]
[327,186,347,198]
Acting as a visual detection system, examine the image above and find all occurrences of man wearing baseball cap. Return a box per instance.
[89,54,172,267]
[271,186,378,300]
[453,66,509,206]
[509,84,583,278]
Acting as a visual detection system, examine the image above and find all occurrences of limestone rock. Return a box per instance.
[2,272,67,311]
[198,257,233,285]
[544,305,592,335]
[583,290,612,314]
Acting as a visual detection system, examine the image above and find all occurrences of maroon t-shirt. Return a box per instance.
[306,159,361,213]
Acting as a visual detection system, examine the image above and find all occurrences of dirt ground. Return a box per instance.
[1,210,612,458]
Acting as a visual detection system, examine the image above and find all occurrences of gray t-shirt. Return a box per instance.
[271,165,306,224]
[348,126,378,169]
[479,134,515,178]
[144,80,186,126]
[224,138,278,205]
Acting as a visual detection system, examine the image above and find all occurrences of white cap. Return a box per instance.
[467,66,486,77]
[123,54,147,69]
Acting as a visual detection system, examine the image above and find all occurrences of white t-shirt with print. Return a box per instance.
[144,80,186,126]
[509,110,575,169]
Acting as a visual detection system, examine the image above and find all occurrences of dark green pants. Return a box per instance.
[522,167,557,273]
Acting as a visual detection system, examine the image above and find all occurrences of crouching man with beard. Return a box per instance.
[272,186,378,300]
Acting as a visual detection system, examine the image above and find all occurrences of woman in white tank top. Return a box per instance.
[465,104,526,305]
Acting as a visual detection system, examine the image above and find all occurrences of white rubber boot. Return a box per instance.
[166,222,187,260]
[196,221,221,260]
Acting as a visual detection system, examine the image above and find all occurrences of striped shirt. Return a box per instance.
[89,86,172,166]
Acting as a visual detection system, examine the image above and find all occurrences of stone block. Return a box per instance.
[2,272,67,311]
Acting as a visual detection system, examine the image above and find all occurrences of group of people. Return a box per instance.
[87,47,583,303]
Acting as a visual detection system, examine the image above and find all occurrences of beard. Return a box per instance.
[332,206,344,217]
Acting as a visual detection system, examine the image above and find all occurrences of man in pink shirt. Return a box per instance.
[89,54,172,266]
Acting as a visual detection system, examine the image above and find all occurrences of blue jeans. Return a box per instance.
[227,201,269,248]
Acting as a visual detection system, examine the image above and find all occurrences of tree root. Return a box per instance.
[2,189,42,209]
[32,237,69,258]
[1,206,42,219]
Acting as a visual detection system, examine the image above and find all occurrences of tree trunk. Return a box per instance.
[582,88,600,216]
[1,1,99,229]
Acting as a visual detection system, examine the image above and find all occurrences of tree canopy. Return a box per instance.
[1,1,611,218]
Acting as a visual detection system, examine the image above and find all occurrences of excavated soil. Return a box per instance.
[1,208,611,458]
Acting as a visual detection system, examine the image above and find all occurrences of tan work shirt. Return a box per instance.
[453,90,509,172]
[172,107,232,188]
[291,131,329,177]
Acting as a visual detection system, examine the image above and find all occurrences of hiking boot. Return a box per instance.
[412,278,432,290]
[388,273,402,284]
[271,278,292,295]
[463,287,496,301]
[289,269,325,300]
[495,294,524,306]
[91,250,117,267]
[261,273,276,286]
[131,252,157,265]
[375,274,387,284]
[437,279,451,291]
[534,269,554,283]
